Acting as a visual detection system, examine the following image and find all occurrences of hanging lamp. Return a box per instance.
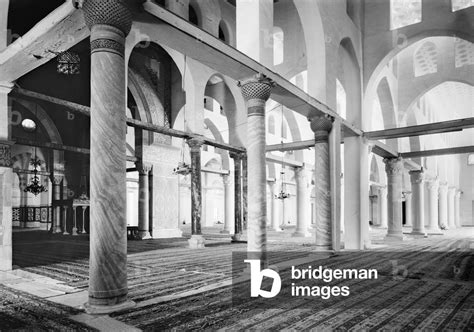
[275,104,290,200]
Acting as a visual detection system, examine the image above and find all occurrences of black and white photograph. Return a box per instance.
[0,0,473,330]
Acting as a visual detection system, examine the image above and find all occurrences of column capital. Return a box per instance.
[383,157,404,175]
[229,151,244,161]
[238,73,274,109]
[308,114,333,141]
[221,173,231,185]
[409,169,425,184]
[187,138,204,152]
[136,162,152,175]
[51,175,64,185]
[0,82,14,94]
[427,178,439,191]
[0,142,12,167]
[81,0,132,36]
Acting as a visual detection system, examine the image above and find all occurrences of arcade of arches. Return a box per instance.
[0,0,473,328]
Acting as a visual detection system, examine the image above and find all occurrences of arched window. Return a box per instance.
[390,0,422,30]
[273,27,284,66]
[414,41,438,77]
[268,115,275,135]
[452,0,474,11]
[454,38,474,68]
[189,5,199,26]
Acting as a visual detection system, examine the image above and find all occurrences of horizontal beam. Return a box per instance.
[400,146,474,158]
[11,88,245,153]
[13,168,51,177]
[265,153,303,168]
[365,118,474,140]
[0,2,88,82]
[201,167,229,175]
[13,137,138,162]
[266,139,315,152]
[370,140,398,159]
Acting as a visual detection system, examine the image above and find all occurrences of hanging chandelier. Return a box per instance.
[275,170,290,200]
[57,51,80,75]
[173,161,192,175]
[24,157,47,196]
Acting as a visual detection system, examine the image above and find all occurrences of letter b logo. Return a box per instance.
[244,259,281,298]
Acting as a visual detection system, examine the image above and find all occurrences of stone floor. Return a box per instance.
[1,226,473,331]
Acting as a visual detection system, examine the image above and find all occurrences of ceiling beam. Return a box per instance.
[265,153,304,168]
[0,2,88,82]
[266,139,315,152]
[400,146,474,158]
[364,118,474,140]
[11,88,245,153]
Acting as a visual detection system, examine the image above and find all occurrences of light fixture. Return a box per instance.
[24,157,47,196]
[24,104,47,196]
[275,169,290,200]
[57,51,80,75]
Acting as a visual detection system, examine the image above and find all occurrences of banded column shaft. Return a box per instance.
[379,186,388,228]
[383,157,404,240]
[310,115,333,249]
[137,162,152,239]
[187,138,205,248]
[51,175,63,233]
[409,170,426,235]
[238,74,273,258]
[82,0,133,313]
[222,174,233,234]
[229,152,243,240]
[427,180,440,233]
[293,167,310,237]
[404,192,413,227]
[242,154,248,230]
[447,187,456,229]
[455,190,461,228]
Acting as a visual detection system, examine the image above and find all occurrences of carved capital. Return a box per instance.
[0,143,12,167]
[309,114,333,141]
[81,0,132,36]
[238,73,274,111]
[52,175,64,186]
[409,169,425,184]
[383,157,404,175]
[136,162,152,175]
[221,174,231,185]
[187,138,204,152]
[229,151,243,161]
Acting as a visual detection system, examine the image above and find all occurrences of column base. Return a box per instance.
[51,226,62,234]
[384,234,405,242]
[220,230,230,234]
[72,227,78,236]
[84,299,136,315]
[138,231,152,240]
[425,226,442,235]
[231,233,247,243]
[62,231,70,235]
[410,230,427,237]
[292,230,311,237]
[314,245,333,252]
[188,235,205,249]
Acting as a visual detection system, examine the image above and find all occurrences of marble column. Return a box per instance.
[72,206,78,236]
[455,190,462,228]
[81,0,133,314]
[293,166,310,237]
[383,157,404,241]
[409,170,426,236]
[242,153,248,231]
[238,73,273,260]
[0,142,13,271]
[229,152,243,241]
[426,179,441,233]
[438,182,448,229]
[310,115,333,250]
[51,175,63,234]
[404,191,413,227]
[137,162,152,239]
[447,186,456,229]
[221,174,233,234]
[379,186,388,228]
[62,206,69,235]
[187,138,205,248]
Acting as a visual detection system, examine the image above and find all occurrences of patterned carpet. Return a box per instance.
[8,228,474,330]
[0,284,95,331]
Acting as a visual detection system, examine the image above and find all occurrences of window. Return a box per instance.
[268,115,275,135]
[452,0,474,11]
[414,41,438,77]
[273,27,284,66]
[390,0,422,30]
[454,38,474,68]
